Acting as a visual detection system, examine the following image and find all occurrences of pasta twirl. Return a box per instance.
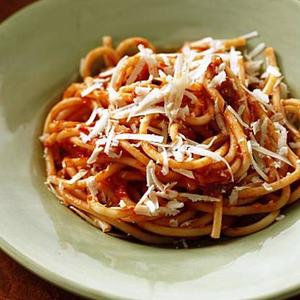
[41,33,300,245]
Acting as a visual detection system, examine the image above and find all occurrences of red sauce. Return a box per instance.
[194,167,232,186]
[218,79,239,109]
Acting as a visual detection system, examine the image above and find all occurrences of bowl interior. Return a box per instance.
[0,0,300,299]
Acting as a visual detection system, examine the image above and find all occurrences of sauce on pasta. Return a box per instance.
[41,32,300,245]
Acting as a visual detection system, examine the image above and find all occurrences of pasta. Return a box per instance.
[41,32,300,245]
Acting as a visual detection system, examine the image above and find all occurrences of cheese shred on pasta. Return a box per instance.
[41,33,300,245]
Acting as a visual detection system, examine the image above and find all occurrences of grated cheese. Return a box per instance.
[166,200,184,210]
[81,80,103,97]
[138,45,158,77]
[119,199,127,208]
[266,65,281,78]
[146,160,164,191]
[227,105,249,128]
[245,60,263,75]
[274,122,287,150]
[68,169,88,184]
[99,67,116,78]
[190,55,212,82]
[246,43,266,59]
[132,86,170,116]
[164,54,190,121]
[262,182,273,191]
[276,214,285,221]
[107,86,120,104]
[161,147,169,175]
[85,107,100,126]
[209,71,227,88]
[126,58,145,85]
[260,118,268,146]
[115,133,164,143]
[110,55,128,89]
[251,120,261,135]
[252,89,269,104]
[182,145,233,181]
[134,185,156,216]
[247,141,269,181]
[135,86,152,96]
[229,47,240,76]
[179,193,220,202]
[240,31,259,40]
[250,140,292,166]
[87,143,103,164]
[87,109,110,140]
[86,176,98,198]
[104,125,116,157]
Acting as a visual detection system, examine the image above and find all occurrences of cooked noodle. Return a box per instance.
[41,33,300,245]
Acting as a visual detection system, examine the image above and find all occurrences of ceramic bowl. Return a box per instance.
[1,0,300,299]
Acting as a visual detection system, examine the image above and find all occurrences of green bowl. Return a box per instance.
[1,0,300,299]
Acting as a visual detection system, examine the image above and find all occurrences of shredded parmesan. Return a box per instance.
[266,65,281,78]
[68,169,88,184]
[262,182,273,191]
[245,60,263,75]
[88,109,110,140]
[138,45,158,77]
[183,145,233,181]
[87,143,103,164]
[190,55,212,82]
[229,47,240,76]
[110,55,128,89]
[104,125,116,157]
[227,105,249,128]
[126,58,145,85]
[251,120,261,135]
[209,71,227,88]
[246,43,266,59]
[247,141,269,181]
[115,133,164,143]
[146,160,164,191]
[107,86,120,104]
[119,199,127,208]
[240,31,259,40]
[252,89,269,104]
[250,140,292,166]
[86,176,98,198]
[179,193,220,202]
[85,107,100,126]
[166,200,184,210]
[161,147,169,175]
[81,80,103,97]
[274,122,287,151]
[276,214,285,221]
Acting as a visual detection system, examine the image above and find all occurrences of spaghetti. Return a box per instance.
[41,33,300,245]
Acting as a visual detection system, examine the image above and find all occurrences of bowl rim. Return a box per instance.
[1,1,300,299]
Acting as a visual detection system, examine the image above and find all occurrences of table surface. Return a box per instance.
[0,1,298,300]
